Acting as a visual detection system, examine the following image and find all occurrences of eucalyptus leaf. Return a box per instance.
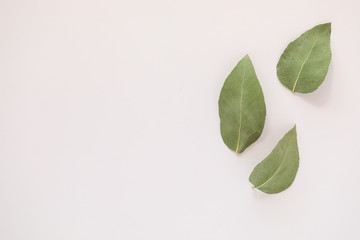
[218,55,266,153]
[249,126,299,194]
[277,23,332,93]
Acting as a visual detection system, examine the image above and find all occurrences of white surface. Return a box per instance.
[1,0,360,239]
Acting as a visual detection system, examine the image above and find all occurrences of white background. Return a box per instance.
[1,0,360,239]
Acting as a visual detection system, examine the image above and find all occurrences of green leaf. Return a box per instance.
[277,23,332,93]
[249,126,299,194]
[218,55,266,153]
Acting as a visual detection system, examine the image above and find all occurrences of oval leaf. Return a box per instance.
[277,23,332,93]
[219,55,266,153]
[249,126,299,194]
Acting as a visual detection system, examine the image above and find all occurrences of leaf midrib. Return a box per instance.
[253,136,293,189]
[291,39,318,93]
[235,60,246,153]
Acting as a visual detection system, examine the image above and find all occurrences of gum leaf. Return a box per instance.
[249,126,299,194]
[277,23,332,93]
[219,55,266,153]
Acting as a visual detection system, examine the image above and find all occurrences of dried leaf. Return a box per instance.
[218,55,266,153]
[249,126,299,194]
[277,23,332,93]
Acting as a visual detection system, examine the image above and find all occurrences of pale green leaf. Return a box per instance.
[277,23,332,93]
[218,55,266,153]
[249,126,299,194]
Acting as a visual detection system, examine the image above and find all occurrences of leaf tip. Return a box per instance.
[321,22,332,31]
[319,22,331,27]
[326,22,332,29]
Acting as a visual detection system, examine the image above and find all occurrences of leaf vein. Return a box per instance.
[291,39,318,93]
[235,59,246,153]
[253,137,293,189]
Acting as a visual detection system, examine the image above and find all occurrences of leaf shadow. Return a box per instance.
[251,188,276,199]
[250,185,295,199]
[295,62,334,106]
